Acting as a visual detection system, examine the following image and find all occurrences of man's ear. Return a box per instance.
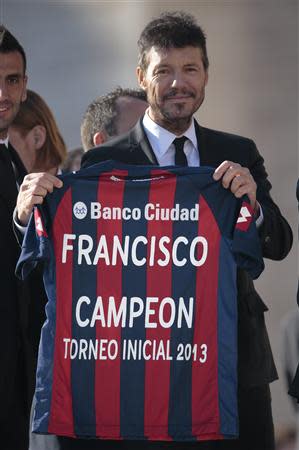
[93,130,108,147]
[136,66,147,90]
[21,75,28,102]
[204,70,209,86]
[32,125,46,150]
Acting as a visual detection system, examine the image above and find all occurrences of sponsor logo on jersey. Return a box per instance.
[73,201,88,219]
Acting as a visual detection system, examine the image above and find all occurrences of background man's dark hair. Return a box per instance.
[137,11,209,71]
[81,86,147,151]
[0,25,27,73]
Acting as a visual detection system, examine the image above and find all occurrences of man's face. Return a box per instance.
[137,46,208,133]
[115,96,148,135]
[0,51,27,139]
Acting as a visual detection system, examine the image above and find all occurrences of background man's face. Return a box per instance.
[137,46,208,131]
[0,51,27,139]
[115,96,148,135]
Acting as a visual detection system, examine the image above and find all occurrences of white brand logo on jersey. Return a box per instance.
[237,206,252,223]
[73,202,88,219]
[36,216,44,233]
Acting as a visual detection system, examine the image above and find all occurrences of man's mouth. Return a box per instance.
[164,92,195,101]
[0,104,11,113]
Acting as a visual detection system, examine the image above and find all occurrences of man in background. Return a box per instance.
[0,26,30,450]
[81,86,147,151]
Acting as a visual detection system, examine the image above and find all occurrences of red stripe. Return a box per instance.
[48,189,74,436]
[95,171,126,437]
[192,195,222,438]
[144,169,176,440]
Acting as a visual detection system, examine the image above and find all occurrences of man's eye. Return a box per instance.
[7,77,20,85]
[156,69,168,75]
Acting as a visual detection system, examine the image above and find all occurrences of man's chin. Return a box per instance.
[163,111,192,124]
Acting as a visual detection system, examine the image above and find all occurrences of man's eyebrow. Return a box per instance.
[6,72,23,78]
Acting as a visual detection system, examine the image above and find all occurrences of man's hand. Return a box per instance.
[213,161,258,211]
[16,172,63,226]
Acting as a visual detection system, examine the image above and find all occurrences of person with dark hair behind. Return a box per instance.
[16,11,293,450]
[80,86,147,151]
[10,89,67,356]
[0,25,30,450]
[9,89,67,174]
[62,147,84,173]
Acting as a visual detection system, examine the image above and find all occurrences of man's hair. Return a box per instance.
[11,89,67,171]
[137,11,209,71]
[81,86,147,151]
[0,25,27,73]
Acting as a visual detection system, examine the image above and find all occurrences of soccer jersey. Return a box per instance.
[16,161,264,441]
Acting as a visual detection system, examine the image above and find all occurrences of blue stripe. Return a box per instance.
[32,248,57,432]
[120,175,150,439]
[71,181,97,436]
[168,175,198,440]
[217,238,238,437]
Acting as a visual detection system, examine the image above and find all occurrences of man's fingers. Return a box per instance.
[16,172,63,226]
[213,161,241,181]
[22,172,63,190]
[213,160,257,208]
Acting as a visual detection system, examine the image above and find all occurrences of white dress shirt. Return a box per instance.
[143,111,199,166]
[0,137,9,147]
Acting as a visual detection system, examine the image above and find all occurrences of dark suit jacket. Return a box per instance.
[0,143,35,420]
[82,119,293,387]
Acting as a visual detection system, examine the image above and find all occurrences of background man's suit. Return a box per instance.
[0,143,35,449]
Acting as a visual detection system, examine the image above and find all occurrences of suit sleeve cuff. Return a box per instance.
[254,201,264,228]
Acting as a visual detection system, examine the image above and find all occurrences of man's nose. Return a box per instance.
[170,71,186,89]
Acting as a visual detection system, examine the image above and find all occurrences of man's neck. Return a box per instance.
[148,109,192,135]
[0,131,8,141]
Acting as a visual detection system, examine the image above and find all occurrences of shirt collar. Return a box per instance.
[143,110,197,158]
[0,137,9,147]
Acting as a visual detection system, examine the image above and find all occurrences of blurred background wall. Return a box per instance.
[4,0,298,438]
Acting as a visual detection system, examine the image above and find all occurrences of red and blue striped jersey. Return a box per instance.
[17,161,264,441]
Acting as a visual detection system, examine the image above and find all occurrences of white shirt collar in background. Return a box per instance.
[0,137,9,147]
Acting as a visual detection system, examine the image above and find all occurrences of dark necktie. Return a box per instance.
[173,136,188,166]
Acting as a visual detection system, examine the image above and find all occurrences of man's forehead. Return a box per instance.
[145,45,204,64]
[0,51,25,74]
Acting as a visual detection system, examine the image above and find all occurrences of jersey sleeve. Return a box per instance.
[16,205,51,280]
[200,179,264,280]
[231,199,264,279]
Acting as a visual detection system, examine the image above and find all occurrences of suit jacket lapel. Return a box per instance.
[194,121,224,168]
[0,144,19,212]
[194,120,206,165]
[8,142,27,184]
[128,119,159,165]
